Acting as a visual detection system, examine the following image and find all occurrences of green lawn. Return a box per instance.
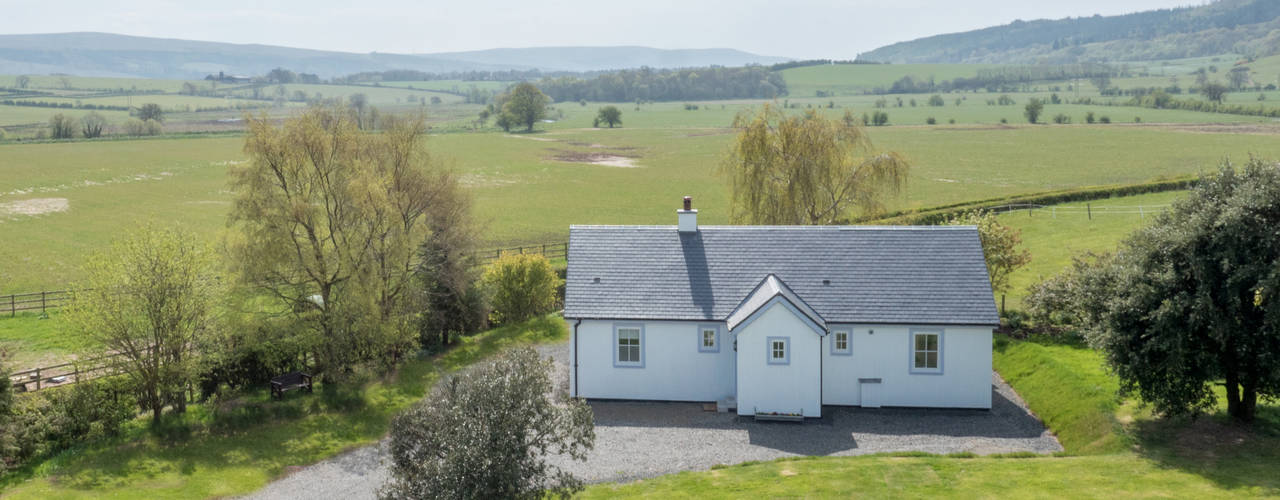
[0,314,568,499]
[583,336,1280,498]
[0,312,87,369]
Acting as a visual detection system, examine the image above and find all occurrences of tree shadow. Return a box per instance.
[1129,404,1280,494]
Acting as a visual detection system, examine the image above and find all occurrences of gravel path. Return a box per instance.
[243,340,1060,499]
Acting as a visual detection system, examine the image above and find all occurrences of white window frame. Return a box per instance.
[614,323,644,368]
[910,329,943,375]
[767,336,790,365]
[697,324,721,353]
[831,329,852,356]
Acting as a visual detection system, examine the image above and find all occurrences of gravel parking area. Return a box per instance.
[244,339,1060,499]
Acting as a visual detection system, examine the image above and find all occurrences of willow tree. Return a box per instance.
[722,106,910,225]
[228,106,463,377]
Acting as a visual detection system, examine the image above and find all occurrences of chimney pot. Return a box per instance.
[678,196,698,232]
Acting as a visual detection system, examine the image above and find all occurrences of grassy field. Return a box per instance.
[2,123,1277,293]
[0,312,85,369]
[377,79,512,92]
[0,314,568,499]
[582,335,1280,498]
[998,190,1187,307]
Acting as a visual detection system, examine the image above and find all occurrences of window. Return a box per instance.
[912,331,941,373]
[831,330,851,355]
[698,325,720,353]
[615,325,643,367]
[767,336,789,365]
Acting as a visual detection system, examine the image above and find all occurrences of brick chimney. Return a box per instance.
[678,196,698,233]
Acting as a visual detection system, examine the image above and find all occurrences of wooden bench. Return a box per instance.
[270,372,312,400]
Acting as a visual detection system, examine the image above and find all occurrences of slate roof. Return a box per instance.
[564,225,999,326]
[725,275,825,332]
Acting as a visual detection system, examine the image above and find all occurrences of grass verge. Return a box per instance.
[0,314,566,499]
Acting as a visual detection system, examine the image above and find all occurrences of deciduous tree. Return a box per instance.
[1201,82,1228,103]
[503,82,551,132]
[48,114,77,139]
[80,111,106,138]
[721,104,909,225]
[137,103,164,122]
[948,211,1030,297]
[1024,98,1044,124]
[65,225,220,423]
[229,107,462,377]
[596,105,622,128]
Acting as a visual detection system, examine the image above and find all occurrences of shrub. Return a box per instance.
[1052,113,1071,124]
[481,254,562,325]
[927,94,944,106]
[1099,115,1111,123]
[926,117,936,125]
[381,347,593,499]
[1085,111,1096,124]
[1,377,136,472]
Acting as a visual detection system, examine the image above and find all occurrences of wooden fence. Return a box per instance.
[2,290,72,316]
[8,352,125,393]
[1,241,570,316]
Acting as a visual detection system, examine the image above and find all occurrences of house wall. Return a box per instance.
[821,324,992,409]
[733,302,823,417]
[570,319,734,402]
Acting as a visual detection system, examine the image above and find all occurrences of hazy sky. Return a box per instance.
[0,0,1204,58]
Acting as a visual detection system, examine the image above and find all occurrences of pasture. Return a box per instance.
[2,123,1278,293]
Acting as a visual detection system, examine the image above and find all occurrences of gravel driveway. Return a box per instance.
[244,340,1060,499]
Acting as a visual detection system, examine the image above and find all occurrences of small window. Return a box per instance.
[832,330,851,355]
[698,325,719,353]
[615,326,643,367]
[767,336,789,365]
[912,331,941,373]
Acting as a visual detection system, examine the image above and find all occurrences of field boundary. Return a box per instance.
[860,176,1196,225]
[1,241,570,316]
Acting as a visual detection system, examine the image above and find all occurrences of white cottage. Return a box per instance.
[563,198,999,418]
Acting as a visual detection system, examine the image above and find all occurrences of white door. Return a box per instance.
[860,378,882,408]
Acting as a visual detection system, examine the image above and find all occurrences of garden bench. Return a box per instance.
[270,372,312,399]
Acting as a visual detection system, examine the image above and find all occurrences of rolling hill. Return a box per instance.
[859,0,1280,64]
[0,32,791,79]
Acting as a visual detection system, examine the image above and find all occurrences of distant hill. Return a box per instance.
[0,32,791,80]
[421,46,790,73]
[859,0,1280,64]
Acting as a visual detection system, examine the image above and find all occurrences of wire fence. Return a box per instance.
[987,202,1171,219]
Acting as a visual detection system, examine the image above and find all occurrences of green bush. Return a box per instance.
[926,117,936,125]
[481,254,562,325]
[1,377,137,472]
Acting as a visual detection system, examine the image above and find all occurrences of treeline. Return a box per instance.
[768,59,875,71]
[875,63,1120,94]
[334,68,582,84]
[1,99,129,111]
[1125,91,1280,119]
[537,66,786,102]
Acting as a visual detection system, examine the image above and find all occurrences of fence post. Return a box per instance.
[541,243,546,255]
[1087,203,1092,220]
[1139,205,1144,219]
[9,294,13,317]
[41,291,46,313]
[35,368,41,391]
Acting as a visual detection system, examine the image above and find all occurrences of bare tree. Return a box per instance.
[80,111,107,138]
